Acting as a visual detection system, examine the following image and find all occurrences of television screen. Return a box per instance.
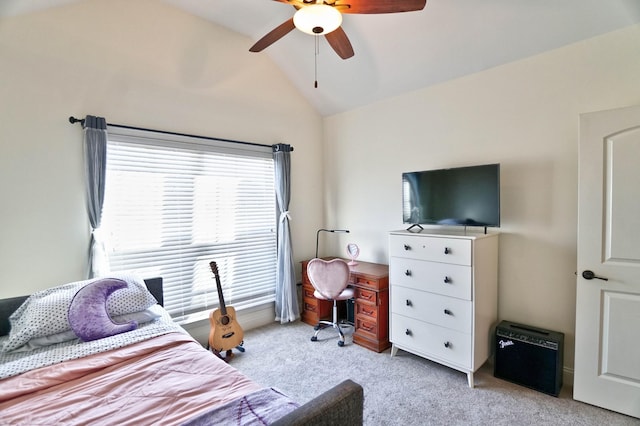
[402,164,500,228]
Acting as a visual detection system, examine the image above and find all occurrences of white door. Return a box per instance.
[574,104,640,418]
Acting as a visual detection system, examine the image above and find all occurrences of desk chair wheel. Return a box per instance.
[311,334,346,346]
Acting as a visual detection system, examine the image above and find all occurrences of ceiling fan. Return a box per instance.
[249,0,427,60]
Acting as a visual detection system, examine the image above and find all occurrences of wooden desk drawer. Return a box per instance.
[356,301,379,320]
[355,317,378,340]
[301,282,332,325]
[302,284,316,299]
[355,287,378,305]
[303,298,320,313]
[389,235,471,265]
[389,257,471,300]
[391,286,472,333]
[351,275,382,290]
[391,313,471,369]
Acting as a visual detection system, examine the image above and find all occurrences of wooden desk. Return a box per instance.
[301,258,390,353]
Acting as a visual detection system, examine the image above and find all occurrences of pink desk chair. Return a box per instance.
[306,258,354,347]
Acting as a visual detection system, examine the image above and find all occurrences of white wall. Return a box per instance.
[2,0,639,372]
[0,0,323,297]
[323,24,640,373]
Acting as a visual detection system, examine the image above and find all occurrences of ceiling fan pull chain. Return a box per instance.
[314,35,319,88]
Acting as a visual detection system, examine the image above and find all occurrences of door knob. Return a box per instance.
[582,270,608,281]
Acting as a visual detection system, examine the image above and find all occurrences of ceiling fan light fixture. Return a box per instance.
[293,4,342,36]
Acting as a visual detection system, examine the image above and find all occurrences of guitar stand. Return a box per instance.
[208,341,245,363]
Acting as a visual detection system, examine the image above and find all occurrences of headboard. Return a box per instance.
[0,277,163,337]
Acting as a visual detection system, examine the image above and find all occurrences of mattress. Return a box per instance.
[0,329,272,425]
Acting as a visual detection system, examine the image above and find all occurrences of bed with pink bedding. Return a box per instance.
[0,275,363,425]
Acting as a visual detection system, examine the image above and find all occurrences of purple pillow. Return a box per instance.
[68,278,138,342]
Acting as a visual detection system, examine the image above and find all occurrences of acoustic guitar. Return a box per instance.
[208,261,244,356]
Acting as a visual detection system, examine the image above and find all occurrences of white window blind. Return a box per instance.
[101,127,277,322]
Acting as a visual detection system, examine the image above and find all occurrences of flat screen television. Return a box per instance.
[402,163,500,230]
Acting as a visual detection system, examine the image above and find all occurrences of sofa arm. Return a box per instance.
[271,379,364,426]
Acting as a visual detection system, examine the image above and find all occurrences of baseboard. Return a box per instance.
[563,366,574,388]
[238,302,276,331]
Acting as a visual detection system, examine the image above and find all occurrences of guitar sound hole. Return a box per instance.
[221,316,230,325]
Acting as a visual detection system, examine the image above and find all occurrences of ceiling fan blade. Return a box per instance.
[272,0,306,6]
[325,27,354,59]
[338,0,427,14]
[249,18,296,52]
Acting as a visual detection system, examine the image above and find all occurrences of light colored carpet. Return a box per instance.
[230,320,639,426]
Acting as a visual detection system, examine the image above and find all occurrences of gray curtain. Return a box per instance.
[273,144,299,323]
[83,115,108,278]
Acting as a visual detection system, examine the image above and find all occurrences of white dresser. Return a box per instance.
[389,229,499,387]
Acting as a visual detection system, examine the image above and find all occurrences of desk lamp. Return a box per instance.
[315,229,350,258]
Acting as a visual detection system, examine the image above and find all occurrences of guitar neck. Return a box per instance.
[210,261,228,316]
[216,277,227,316]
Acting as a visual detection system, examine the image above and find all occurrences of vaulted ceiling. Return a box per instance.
[2,0,639,116]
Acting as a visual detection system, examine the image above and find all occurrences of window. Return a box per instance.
[101,127,277,323]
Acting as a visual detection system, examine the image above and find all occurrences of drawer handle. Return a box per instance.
[406,299,412,307]
[405,270,412,276]
[444,309,453,316]
[444,247,451,254]
[405,329,412,336]
[404,244,411,251]
[361,323,374,332]
[362,308,374,316]
[361,293,373,301]
[444,276,451,284]
[444,341,451,348]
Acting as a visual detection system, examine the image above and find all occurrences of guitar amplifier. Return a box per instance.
[494,321,564,396]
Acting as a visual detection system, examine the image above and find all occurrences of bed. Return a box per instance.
[0,274,363,425]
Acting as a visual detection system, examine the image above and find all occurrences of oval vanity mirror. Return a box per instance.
[346,243,360,266]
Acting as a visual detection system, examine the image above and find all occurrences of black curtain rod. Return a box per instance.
[68,116,293,152]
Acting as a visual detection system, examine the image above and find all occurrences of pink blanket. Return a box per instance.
[0,332,263,425]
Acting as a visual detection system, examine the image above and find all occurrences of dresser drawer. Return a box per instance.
[390,235,471,265]
[391,314,471,369]
[391,286,472,333]
[389,257,471,300]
